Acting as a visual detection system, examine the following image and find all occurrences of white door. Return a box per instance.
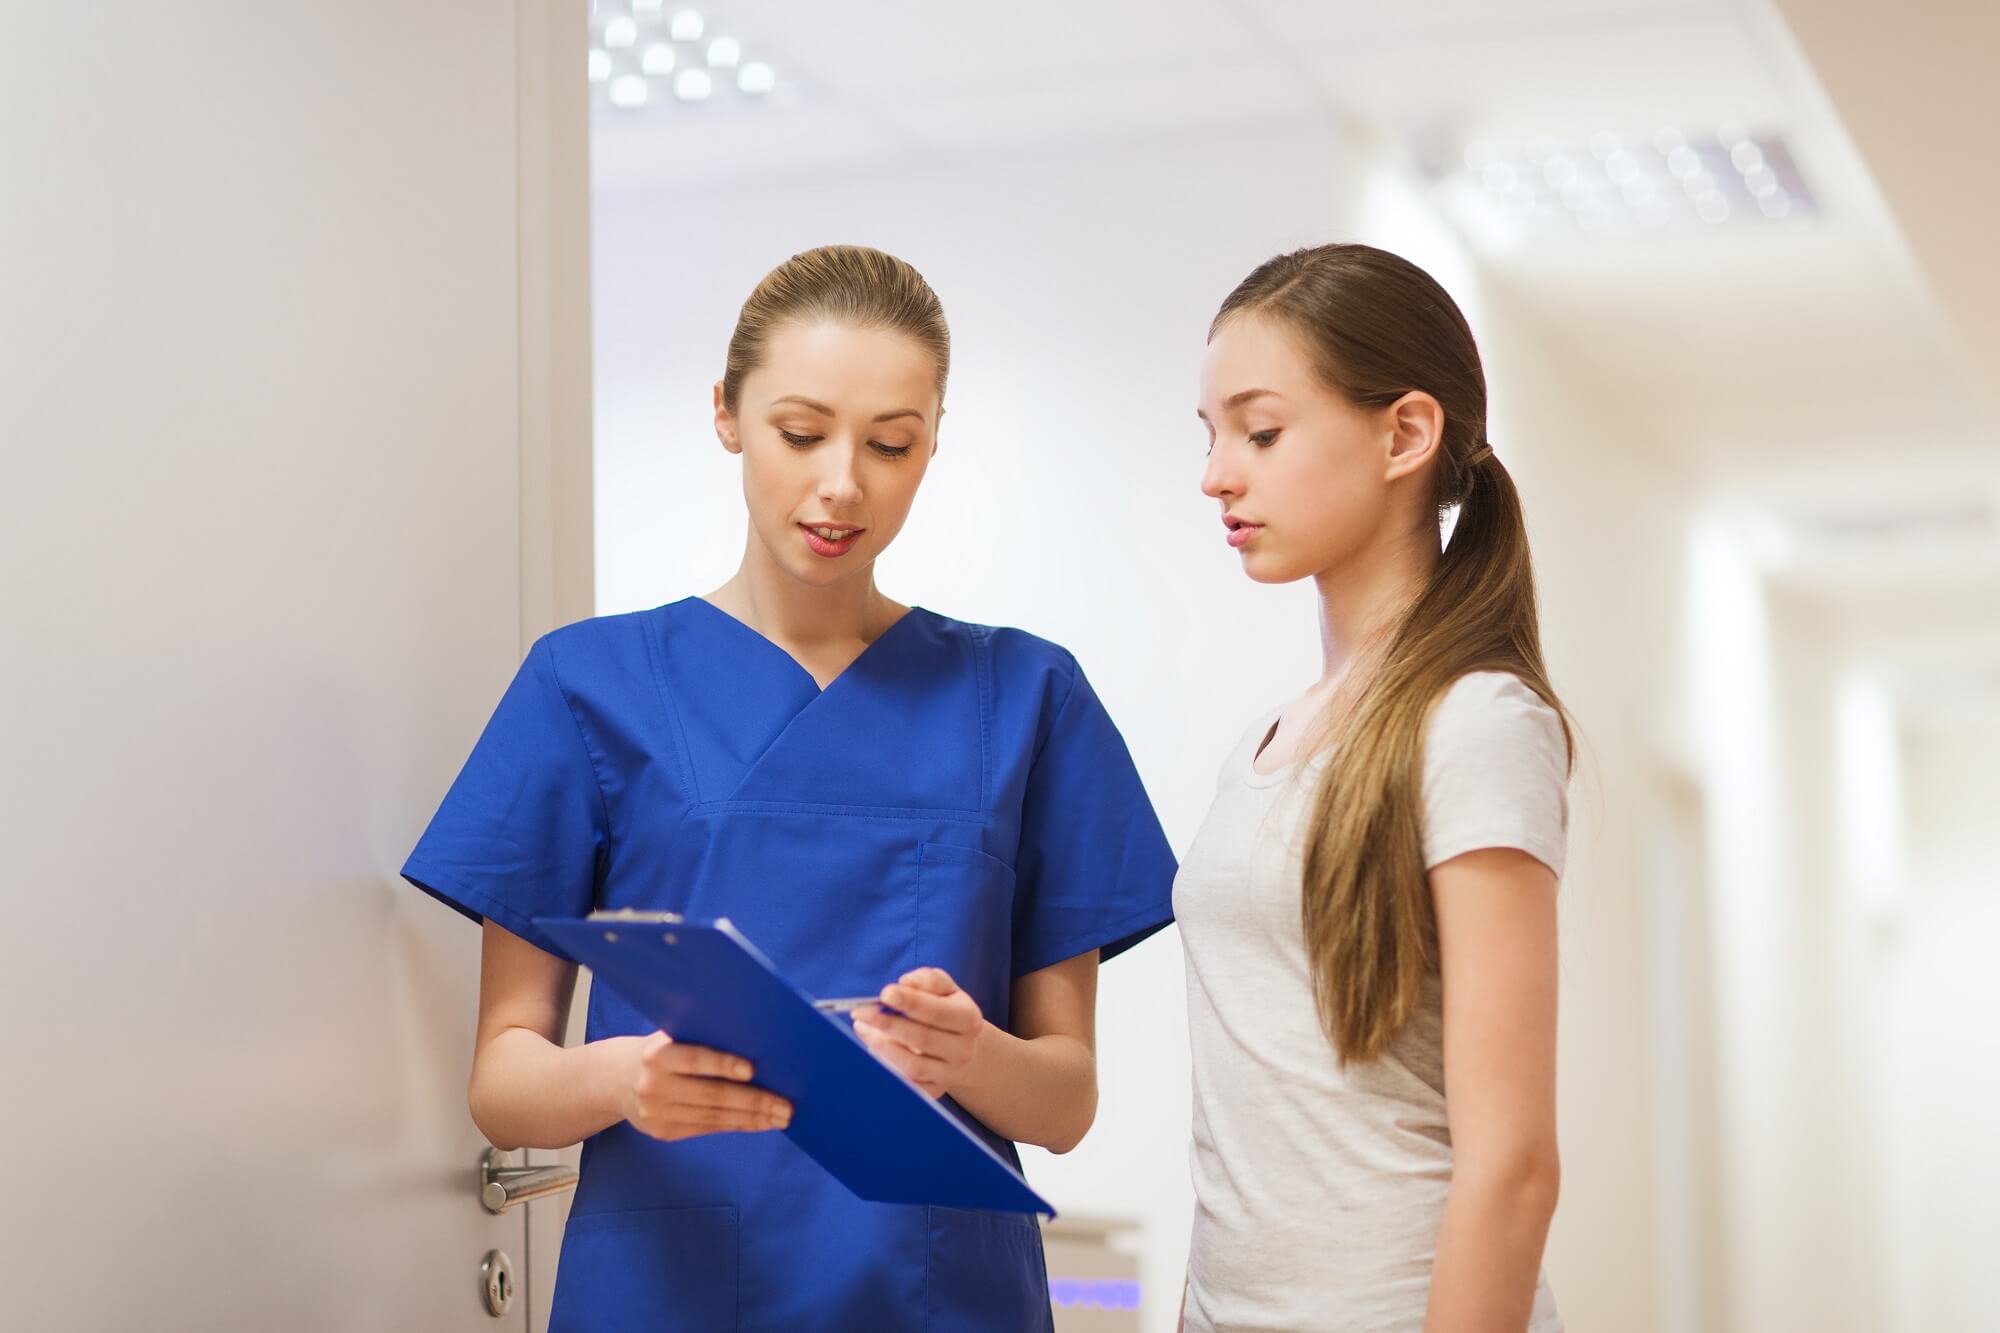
[0,3,592,1329]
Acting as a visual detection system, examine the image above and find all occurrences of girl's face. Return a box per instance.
[1197,312,1432,585]
[716,320,940,589]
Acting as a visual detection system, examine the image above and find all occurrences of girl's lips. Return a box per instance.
[1226,523,1263,549]
[800,523,863,558]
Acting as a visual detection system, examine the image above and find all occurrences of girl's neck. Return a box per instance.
[1312,525,1439,687]
[708,530,901,649]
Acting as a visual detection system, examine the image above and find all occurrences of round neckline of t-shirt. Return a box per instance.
[1240,705,1331,789]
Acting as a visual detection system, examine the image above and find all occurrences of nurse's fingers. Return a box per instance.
[664,1107,785,1138]
[648,1040,755,1082]
[868,1049,949,1098]
[855,1009,953,1057]
[873,985,978,1035]
[854,1018,952,1075]
[895,968,961,996]
[685,1101,791,1134]
[858,1041,947,1093]
[672,1077,792,1121]
[631,1087,791,1139]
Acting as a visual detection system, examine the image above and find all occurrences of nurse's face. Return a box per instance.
[716,320,940,587]
[1197,312,1402,585]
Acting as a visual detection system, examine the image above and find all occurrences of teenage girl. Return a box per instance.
[1177,244,1571,1332]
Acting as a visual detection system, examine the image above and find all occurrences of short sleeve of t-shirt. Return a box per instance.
[400,635,607,959]
[1419,671,1570,876]
[1010,659,1178,976]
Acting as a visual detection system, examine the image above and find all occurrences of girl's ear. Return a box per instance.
[1382,390,1444,484]
[713,381,742,455]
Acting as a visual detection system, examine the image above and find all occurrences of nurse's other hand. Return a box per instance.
[623,1031,793,1141]
[851,968,982,1099]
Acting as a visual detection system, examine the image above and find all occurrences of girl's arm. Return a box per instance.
[468,918,791,1151]
[853,951,1099,1153]
[1423,847,1562,1333]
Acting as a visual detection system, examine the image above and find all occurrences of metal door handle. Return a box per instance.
[480,1147,578,1215]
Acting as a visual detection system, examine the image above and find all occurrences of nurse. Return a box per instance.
[402,244,1176,1332]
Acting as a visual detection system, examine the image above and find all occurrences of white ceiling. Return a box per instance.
[589,0,1997,698]
[593,0,1792,187]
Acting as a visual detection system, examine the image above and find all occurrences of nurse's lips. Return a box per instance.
[800,522,864,558]
[1223,514,1263,549]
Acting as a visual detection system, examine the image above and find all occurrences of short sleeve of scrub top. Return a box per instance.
[401,635,605,961]
[1011,659,1175,975]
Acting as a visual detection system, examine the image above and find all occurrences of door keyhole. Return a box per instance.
[481,1250,516,1317]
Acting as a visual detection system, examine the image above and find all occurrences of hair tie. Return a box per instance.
[1465,442,1496,469]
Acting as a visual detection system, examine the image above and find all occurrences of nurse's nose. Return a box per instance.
[818,440,865,507]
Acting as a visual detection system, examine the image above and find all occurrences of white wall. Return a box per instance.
[1678,539,1925,1333]
[594,122,1679,1331]
[1878,715,2000,1331]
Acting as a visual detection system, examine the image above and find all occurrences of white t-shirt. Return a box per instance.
[1176,671,1569,1332]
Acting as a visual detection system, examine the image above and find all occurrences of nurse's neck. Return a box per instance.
[707,553,909,690]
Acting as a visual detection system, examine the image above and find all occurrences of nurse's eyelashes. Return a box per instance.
[776,429,916,460]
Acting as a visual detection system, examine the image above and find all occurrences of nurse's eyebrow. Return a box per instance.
[769,395,926,424]
[1195,388,1284,421]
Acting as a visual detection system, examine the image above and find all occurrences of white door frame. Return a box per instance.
[512,4,595,1326]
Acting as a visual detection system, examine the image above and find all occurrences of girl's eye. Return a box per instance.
[1249,429,1280,448]
[779,430,820,447]
[870,442,913,459]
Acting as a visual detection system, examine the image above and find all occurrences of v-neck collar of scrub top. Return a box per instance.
[658,596,986,815]
[682,594,925,696]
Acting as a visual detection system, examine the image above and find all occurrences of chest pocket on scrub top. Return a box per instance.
[912,842,1016,1037]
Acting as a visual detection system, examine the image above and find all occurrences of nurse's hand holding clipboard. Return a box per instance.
[622,1031,794,1141]
[850,968,981,1099]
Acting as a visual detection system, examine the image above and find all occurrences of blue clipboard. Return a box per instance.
[536,910,1055,1217]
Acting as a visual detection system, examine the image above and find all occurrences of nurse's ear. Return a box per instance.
[931,404,945,456]
[713,380,743,456]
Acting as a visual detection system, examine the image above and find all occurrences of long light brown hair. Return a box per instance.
[721,244,950,413]
[1212,244,1573,1065]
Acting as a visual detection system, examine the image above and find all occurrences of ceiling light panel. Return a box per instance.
[588,5,780,115]
[1433,127,1818,243]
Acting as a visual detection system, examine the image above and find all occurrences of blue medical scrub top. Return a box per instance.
[403,598,1177,1332]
